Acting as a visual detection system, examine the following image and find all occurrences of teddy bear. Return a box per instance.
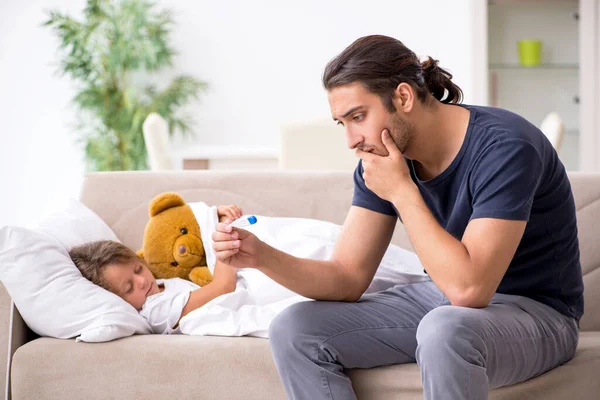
[137,192,243,286]
[137,192,213,286]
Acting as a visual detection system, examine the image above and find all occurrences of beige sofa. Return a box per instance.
[4,171,600,399]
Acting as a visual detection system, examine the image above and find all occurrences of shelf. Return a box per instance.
[489,63,579,70]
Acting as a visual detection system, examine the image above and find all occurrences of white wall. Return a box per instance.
[0,0,485,227]
[0,0,86,228]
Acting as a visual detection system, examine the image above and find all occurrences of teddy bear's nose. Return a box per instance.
[179,244,186,255]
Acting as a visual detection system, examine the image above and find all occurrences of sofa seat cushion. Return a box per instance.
[11,332,600,400]
[349,331,600,400]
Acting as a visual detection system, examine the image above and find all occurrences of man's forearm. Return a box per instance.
[392,186,479,305]
[255,243,357,301]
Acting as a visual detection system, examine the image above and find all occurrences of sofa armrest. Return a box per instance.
[5,303,33,400]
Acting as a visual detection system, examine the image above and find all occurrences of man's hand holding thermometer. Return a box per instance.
[213,211,338,300]
[212,215,264,268]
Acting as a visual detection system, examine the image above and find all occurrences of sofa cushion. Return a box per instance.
[11,333,600,400]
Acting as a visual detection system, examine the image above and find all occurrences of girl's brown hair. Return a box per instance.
[69,240,140,291]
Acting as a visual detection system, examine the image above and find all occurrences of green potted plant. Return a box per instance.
[44,0,206,171]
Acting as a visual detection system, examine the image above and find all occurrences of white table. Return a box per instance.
[171,145,279,170]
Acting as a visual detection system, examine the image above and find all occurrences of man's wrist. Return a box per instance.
[256,240,274,271]
[390,180,420,208]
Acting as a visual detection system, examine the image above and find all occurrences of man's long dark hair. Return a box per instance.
[322,35,463,112]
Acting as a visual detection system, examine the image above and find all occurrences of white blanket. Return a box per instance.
[182,202,428,338]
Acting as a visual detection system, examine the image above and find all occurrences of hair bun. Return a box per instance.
[419,56,462,103]
[421,56,440,84]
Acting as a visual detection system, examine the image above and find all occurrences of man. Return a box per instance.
[212,35,583,399]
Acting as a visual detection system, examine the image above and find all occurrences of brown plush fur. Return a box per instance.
[137,192,213,286]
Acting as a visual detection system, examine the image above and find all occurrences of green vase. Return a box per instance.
[518,40,542,67]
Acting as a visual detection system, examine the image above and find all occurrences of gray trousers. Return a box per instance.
[268,279,579,400]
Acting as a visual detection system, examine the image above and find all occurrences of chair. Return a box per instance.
[142,113,174,171]
[540,112,565,151]
[278,118,358,171]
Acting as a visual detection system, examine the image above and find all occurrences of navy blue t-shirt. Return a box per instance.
[353,105,583,320]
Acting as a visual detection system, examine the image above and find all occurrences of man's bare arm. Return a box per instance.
[213,206,396,301]
[393,187,526,307]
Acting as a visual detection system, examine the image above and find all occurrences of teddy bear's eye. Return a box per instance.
[180,228,188,235]
[171,261,179,266]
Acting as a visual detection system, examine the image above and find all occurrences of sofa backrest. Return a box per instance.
[80,171,599,331]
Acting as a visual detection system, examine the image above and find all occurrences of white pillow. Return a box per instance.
[0,199,151,342]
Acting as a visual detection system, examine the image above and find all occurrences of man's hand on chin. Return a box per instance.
[356,129,415,202]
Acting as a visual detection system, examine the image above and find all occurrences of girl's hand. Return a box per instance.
[217,204,243,224]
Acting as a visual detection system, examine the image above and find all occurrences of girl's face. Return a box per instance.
[103,259,159,310]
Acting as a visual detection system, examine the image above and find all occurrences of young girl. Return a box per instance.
[69,240,237,334]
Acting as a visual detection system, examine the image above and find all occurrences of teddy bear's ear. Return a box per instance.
[149,192,186,217]
[136,249,144,260]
